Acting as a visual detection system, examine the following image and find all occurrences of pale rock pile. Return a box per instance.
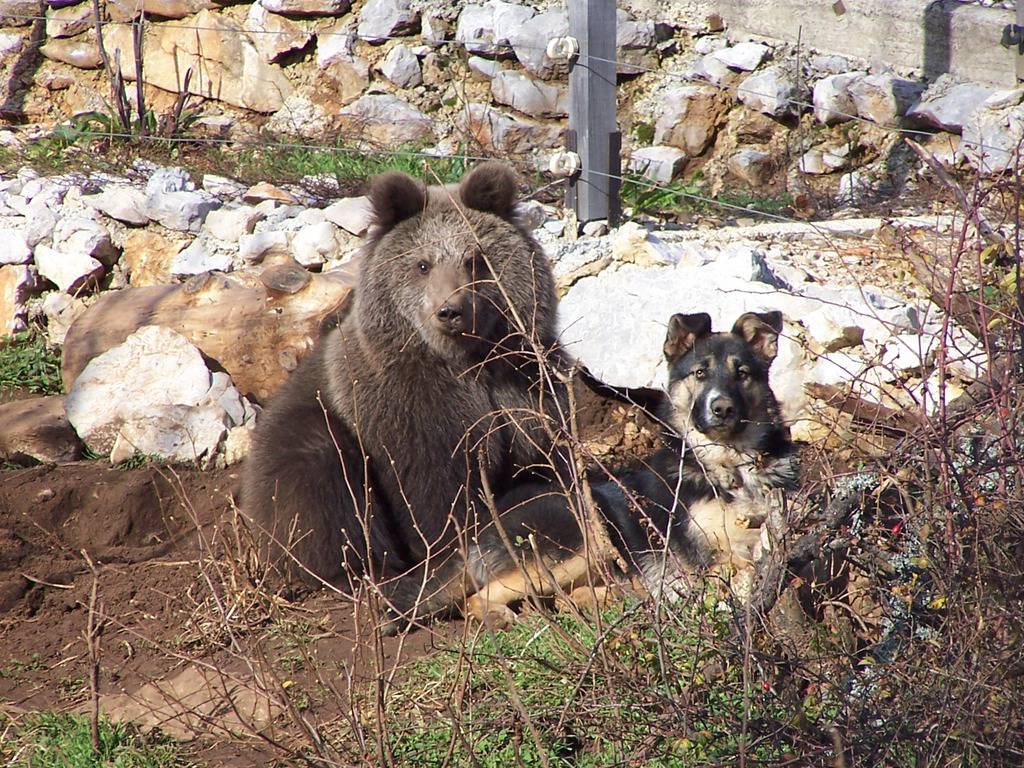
[636,36,1022,194]
[552,221,984,443]
[0,162,369,465]
[0,163,368,336]
[1,0,1020,211]
[0,0,669,163]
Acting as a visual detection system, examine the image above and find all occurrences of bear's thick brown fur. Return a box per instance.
[241,162,568,588]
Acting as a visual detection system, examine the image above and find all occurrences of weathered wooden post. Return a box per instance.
[565,0,620,230]
[1001,3,1024,82]
[1018,1,1024,82]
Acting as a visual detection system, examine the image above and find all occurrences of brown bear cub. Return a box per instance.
[384,311,798,629]
[241,162,568,589]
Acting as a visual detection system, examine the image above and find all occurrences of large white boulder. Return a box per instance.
[65,325,251,466]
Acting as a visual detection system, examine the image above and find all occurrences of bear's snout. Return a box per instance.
[435,301,467,334]
[425,262,479,337]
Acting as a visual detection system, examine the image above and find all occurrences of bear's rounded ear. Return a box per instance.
[731,311,784,362]
[664,312,712,364]
[369,171,427,230]
[459,161,517,218]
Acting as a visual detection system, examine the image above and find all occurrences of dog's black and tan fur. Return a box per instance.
[385,311,798,628]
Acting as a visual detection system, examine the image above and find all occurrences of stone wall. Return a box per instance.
[625,0,1019,87]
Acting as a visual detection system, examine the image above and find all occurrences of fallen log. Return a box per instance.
[61,263,356,404]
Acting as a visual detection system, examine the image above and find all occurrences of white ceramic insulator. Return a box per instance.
[548,151,582,178]
[545,36,579,61]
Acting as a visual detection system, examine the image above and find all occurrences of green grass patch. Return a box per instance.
[114,452,164,470]
[378,597,800,767]
[2,713,190,768]
[0,118,476,196]
[621,174,793,219]
[232,140,473,191]
[0,331,63,396]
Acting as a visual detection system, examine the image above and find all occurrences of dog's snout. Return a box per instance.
[710,397,735,421]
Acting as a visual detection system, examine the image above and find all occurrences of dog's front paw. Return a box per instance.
[465,596,517,630]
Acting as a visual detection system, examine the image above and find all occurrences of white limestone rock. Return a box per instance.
[33,244,104,293]
[65,325,248,466]
[338,94,434,146]
[239,230,292,264]
[52,216,118,266]
[81,186,150,226]
[380,43,422,88]
[323,195,373,235]
[962,99,1024,174]
[203,206,264,242]
[468,56,502,79]
[711,42,770,72]
[144,190,220,233]
[23,204,58,247]
[46,3,93,38]
[849,73,924,127]
[357,0,418,43]
[170,238,233,276]
[490,70,568,118]
[610,222,681,267]
[291,220,342,267]
[246,3,311,63]
[260,0,349,17]
[627,146,687,184]
[813,71,864,125]
[508,9,569,80]
[738,65,804,118]
[0,228,31,265]
[455,1,534,57]
[907,77,993,134]
[0,31,23,55]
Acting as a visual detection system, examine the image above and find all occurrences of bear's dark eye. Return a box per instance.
[464,248,487,275]
[416,260,431,274]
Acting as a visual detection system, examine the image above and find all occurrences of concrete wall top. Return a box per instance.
[624,0,1021,88]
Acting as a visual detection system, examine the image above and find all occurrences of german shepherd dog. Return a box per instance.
[383,311,798,629]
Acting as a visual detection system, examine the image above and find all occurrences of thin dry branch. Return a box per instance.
[906,138,1001,247]
[81,550,105,753]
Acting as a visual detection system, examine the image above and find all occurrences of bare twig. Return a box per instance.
[81,550,105,754]
[132,12,147,138]
[906,138,1001,247]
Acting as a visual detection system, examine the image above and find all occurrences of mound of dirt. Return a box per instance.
[0,463,236,611]
[0,463,238,716]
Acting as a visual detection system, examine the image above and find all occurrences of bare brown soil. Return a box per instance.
[0,464,236,700]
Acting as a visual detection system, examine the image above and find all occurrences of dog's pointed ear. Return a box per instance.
[459,161,517,219]
[664,313,712,364]
[369,171,427,230]
[731,311,783,363]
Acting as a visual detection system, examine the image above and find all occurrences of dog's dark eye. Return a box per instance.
[416,260,431,274]
[737,366,750,381]
[694,367,707,380]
